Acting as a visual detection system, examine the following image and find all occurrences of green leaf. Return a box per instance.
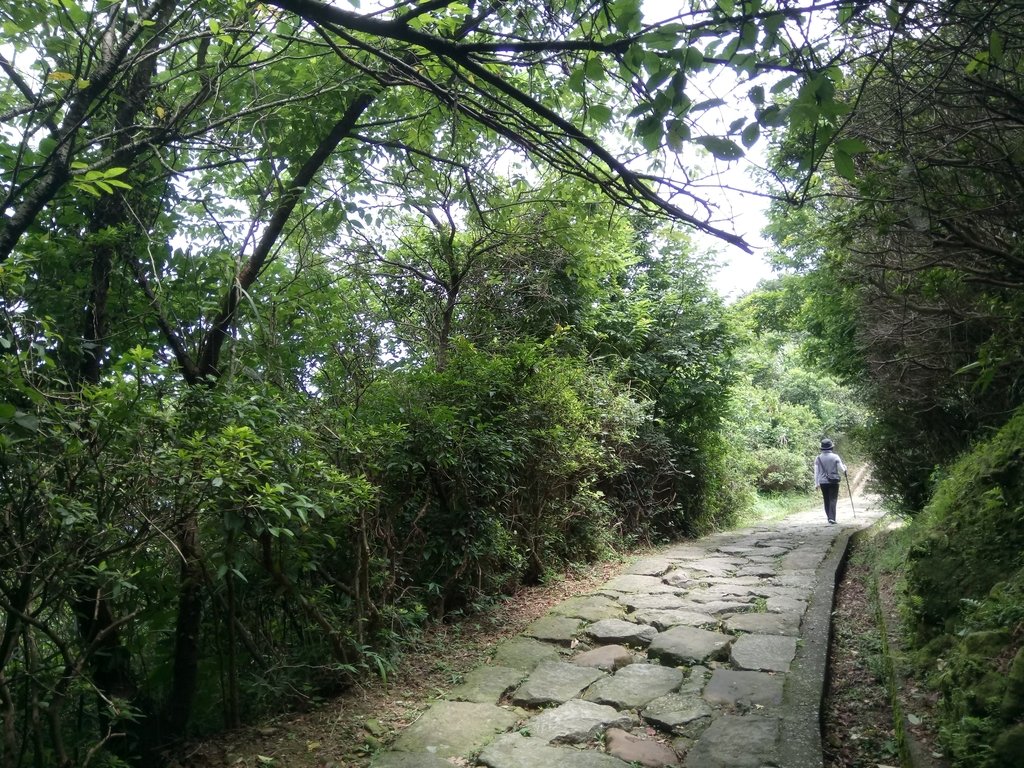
[567,66,586,94]
[833,149,855,181]
[0,403,16,419]
[588,104,613,125]
[212,476,224,487]
[771,75,798,94]
[13,412,39,431]
[835,138,869,155]
[635,115,663,152]
[684,46,704,70]
[695,136,744,161]
[748,85,765,105]
[741,122,760,148]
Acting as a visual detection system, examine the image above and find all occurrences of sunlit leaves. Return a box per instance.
[69,164,132,197]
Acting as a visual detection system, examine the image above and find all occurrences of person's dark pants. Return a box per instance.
[821,481,841,522]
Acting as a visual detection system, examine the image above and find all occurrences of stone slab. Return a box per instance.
[626,558,674,576]
[391,701,517,757]
[632,609,718,631]
[702,670,784,708]
[662,569,701,588]
[618,593,690,612]
[573,644,634,672]
[648,626,734,666]
[513,661,606,707]
[766,596,807,614]
[446,665,527,704]
[642,693,713,734]
[684,715,780,768]
[682,558,740,578]
[524,699,634,744]
[525,615,582,646]
[493,637,561,671]
[723,612,801,636]
[605,728,681,767]
[552,595,625,622]
[585,618,658,648]
[370,752,456,768]
[601,575,678,594]
[478,733,631,768]
[585,663,685,709]
[729,634,797,673]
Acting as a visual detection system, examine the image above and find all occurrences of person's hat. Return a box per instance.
[820,438,834,450]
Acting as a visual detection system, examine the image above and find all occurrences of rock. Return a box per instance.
[728,634,797,673]
[632,609,718,631]
[765,596,807,614]
[493,637,562,671]
[573,644,634,672]
[605,728,681,767]
[662,569,700,588]
[586,618,658,648]
[478,732,631,768]
[683,600,755,616]
[681,558,739,578]
[363,718,386,737]
[723,612,800,636]
[702,669,784,708]
[626,558,674,576]
[774,570,816,588]
[585,663,685,709]
[523,699,634,744]
[370,753,454,768]
[647,626,733,666]
[601,575,679,594]
[552,595,626,622]
[525,615,583,646]
[619,593,691,612]
[642,693,713,734]
[446,665,527,704]
[512,661,606,707]
[390,701,517,757]
[683,714,779,767]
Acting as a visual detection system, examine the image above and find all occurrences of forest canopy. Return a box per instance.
[0,1,999,766]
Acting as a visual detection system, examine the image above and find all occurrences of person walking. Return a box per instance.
[814,438,846,524]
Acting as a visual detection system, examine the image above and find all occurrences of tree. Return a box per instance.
[765,1,1024,509]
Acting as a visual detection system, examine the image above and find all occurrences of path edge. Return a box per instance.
[778,523,858,768]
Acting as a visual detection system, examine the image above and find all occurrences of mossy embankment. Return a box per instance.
[880,408,1024,767]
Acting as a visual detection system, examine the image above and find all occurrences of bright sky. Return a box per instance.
[639,0,779,301]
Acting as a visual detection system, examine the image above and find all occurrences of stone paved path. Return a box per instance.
[371,489,881,768]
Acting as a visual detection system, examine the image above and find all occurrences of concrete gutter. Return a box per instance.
[778,525,858,768]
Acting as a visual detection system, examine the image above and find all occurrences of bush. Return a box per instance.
[753,446,810,492]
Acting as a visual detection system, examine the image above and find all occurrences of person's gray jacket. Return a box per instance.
[814,450,847,486]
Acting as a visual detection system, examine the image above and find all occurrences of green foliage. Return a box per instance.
[905,408,1024,638]
[899,408,1024,767]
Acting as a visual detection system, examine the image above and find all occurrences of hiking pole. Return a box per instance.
[844,471,857,518]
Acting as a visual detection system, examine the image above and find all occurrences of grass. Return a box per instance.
[730,487,819,528]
